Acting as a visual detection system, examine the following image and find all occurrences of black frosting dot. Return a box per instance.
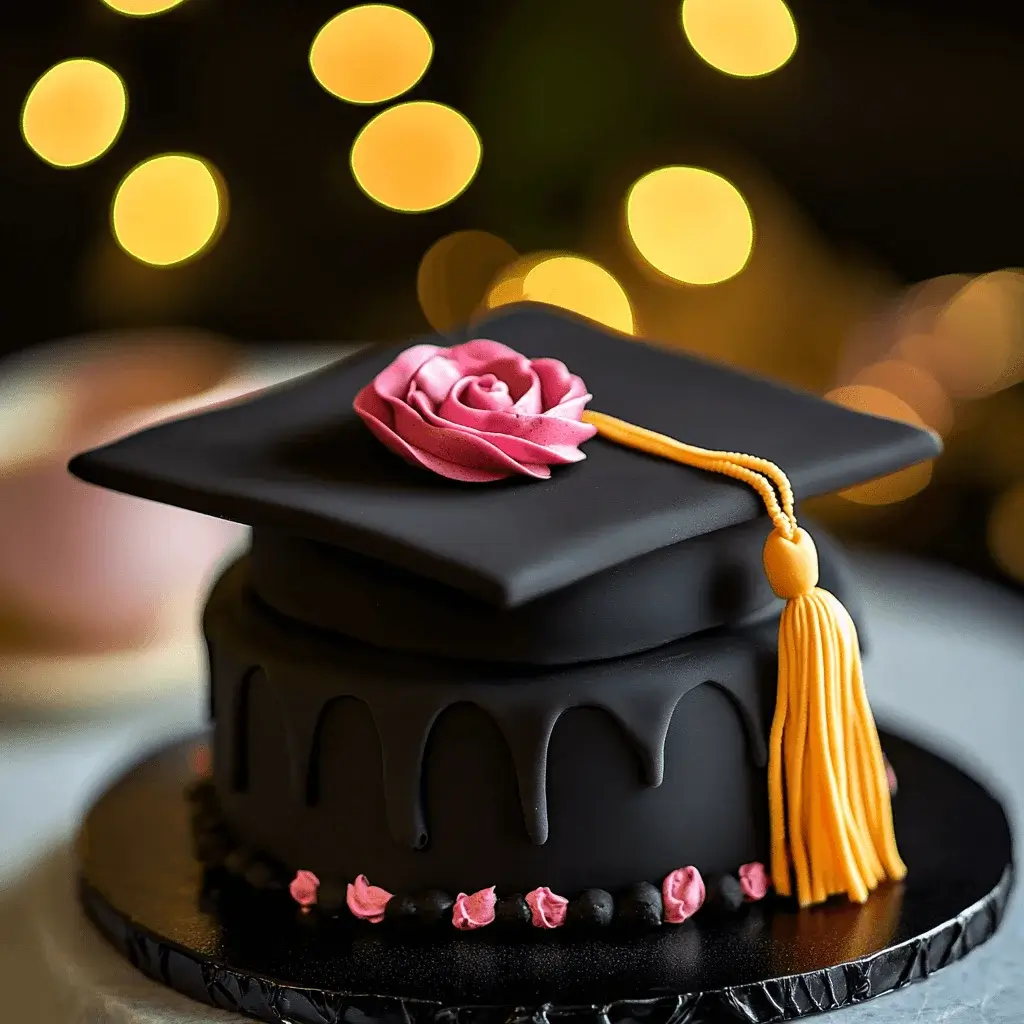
[317,882,347,915]
[617,881,663,927]
[243,861,276,889]
[567,889,614,927]
[705,874,746,915]
[384,890,453,927]
[495,894,532,927]
[383,893,420,925]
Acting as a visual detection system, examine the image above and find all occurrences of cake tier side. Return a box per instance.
[248,520,782,665]
[204,558,778,895]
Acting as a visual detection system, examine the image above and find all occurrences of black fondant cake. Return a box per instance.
[70,304,941,931]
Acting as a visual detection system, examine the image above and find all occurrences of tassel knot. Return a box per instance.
[763,527,819,598]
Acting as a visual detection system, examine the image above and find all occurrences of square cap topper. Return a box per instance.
[69,304,941,608]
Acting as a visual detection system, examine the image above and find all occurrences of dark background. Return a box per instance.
[1,0,1022,598]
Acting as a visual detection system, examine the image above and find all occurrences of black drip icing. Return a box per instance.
[219,641,769,850]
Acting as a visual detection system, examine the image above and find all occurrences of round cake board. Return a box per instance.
[76,730,1013,1024]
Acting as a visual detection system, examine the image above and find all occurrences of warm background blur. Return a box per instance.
[1,0,1023,688]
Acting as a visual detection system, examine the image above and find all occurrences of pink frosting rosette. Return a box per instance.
[288,870,320,907]
[452,886,497,930]
[353,340,597,482]
[346,874,393,922]
[738,862,770,902]
[662,866,705,924]
[525,886,568,928]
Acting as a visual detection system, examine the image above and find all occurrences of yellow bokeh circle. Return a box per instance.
[825,385,934,506]
[626,166,754,285]
[681,0,798,78]
[100,0,189,16]
[111,154,227,267]
[350,101,481,212]
[21,59,127,169]
[417,230,518,332]
[520,256,634,335]
[311,5,433,104]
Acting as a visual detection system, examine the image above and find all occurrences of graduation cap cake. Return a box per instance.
[71,305,940,930]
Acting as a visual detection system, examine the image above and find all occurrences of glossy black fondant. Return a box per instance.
[69,305,940,611]
[206,558,776,895]
[247,522,781,665]
[77,730,1013,1022]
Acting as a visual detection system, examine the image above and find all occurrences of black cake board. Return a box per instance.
[78,729,1014,1024]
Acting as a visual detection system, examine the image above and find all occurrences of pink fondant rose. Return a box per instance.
[738,862,770,902]
[353,340,597,482]
[452,886,497,930]
[525,886,568,928]
[288,870,320,907]
[346,874,392,922]
[662,866,705,924]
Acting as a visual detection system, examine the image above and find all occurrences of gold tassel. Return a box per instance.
[582,410,907,908]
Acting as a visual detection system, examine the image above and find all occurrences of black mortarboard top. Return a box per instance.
[69,304,941,665]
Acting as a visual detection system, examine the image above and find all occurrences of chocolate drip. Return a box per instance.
[479,702,563,845]
[218,659,770,850]
[372,692,445,849]
[207,560,774,855]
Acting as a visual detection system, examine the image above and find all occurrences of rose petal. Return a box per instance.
[410,389,595,459]
[368,345,443,403]
[391,399,567,477]
[409,352,465,406]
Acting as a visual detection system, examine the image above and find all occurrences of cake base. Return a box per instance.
[78,730,1013,1024]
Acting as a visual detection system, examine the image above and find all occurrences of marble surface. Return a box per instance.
[0,553,1022,1022]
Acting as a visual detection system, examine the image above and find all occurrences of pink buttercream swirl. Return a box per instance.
[662,866,705,924]
[738,862,770,902]
[288,870,320,907]
[525,886,568,928]
[353,339,597,482]
[346,874,393,923]
[452,886,497,930]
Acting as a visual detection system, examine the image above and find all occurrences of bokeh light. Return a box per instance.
[100,0,189,15]
[21,59,127,169]
[681,0,798,78]
[489,254,634,334]
[626,166,754,285]
[825,385,935,505]
[350,101,481,212]
[310,5,433,105]
[417,231,518,332]
[987,483,1024,583]
[111,154,226,267]
[851,359,954,436]
[915,271,1024,397]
